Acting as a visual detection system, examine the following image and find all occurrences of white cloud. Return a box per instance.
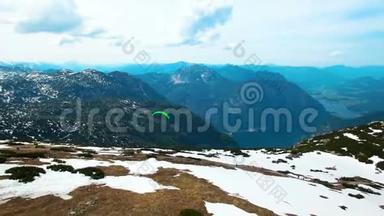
[59,37,81,46]
[174,0,234,45]
[15,0,82,33]
[0,19,12,24]
[329,50,344,57]
[0,0,383,65]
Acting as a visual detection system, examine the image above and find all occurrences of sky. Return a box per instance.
[0,0,383,66]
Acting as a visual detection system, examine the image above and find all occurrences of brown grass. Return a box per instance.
[0,168,277,216]
[96,165,129,176]
[148,168,277,216]
[0,144,282,215]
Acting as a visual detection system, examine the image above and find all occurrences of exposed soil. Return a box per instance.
[97,165,129,176]
[0,168,277,216]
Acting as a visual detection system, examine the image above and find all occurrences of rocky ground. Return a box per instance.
[0,140,383,216]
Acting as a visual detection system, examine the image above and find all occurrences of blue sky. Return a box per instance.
[0,0,383,66]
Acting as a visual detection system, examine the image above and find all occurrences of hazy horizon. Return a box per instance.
[1,0,384,66]
[2,60,384,69]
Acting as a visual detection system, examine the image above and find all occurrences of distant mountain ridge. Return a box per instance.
[2,61,383,77]
[1,61,383,148]
[0,69,235,148]
[138,65,331,148]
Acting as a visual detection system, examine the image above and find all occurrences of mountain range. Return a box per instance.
[1,62,384,148]
[0,69,234,149]
[138,64,330,147]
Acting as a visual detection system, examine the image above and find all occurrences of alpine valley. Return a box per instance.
[0,62,384,216]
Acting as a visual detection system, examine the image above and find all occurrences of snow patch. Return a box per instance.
[369,127,382,135]
[0,144,11,149]
[343,133,361,141]
[99,176,178,193]
[171,74,187,84]
[0,162,177,203]
[205,202,257,216]
[0,170,92,203]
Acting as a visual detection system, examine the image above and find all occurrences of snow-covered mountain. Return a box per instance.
[138,65,331,148]
[0,121,382,216]
[0,70,234,148]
